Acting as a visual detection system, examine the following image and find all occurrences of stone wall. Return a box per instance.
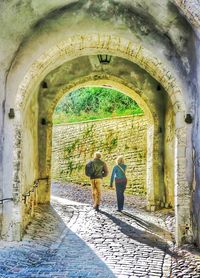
[0,0,196,244]
[193,32,200,246]
[164,100,175,208]
[52,115,147,195]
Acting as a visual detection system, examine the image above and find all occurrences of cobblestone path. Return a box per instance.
[0,183,200,277]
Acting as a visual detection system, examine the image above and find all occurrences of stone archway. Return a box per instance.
[4,34,191,245]
[15,34,186,112]
[45,79,158,211]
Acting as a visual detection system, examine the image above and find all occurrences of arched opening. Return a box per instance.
[51,86,151,209]
[47,78,164,208]
[3,35,191,246]
[10,76,168,241]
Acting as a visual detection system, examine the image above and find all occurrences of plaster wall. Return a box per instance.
[193,31,200,246]
[22,94,39,195]
[0,96,39,240]
[22,93,39,230]
[164,100,175,207]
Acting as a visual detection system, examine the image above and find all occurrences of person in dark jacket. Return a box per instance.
[110,155,127,212]
[87,151,108,211]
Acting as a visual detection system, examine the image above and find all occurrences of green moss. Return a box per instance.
[111,137,118,147]
[64,138,80,157]
[66,160,73,174]
[76,163,83,171]
[82,125,95,139]
[101,130,119,153]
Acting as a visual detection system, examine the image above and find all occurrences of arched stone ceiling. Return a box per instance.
[13,34,186,114]
[174,0,200,28]
[38,55,166,123]
[1,0,195,117]
[1,0,194,75]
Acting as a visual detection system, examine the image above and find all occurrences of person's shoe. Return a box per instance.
[95,205,100,212]
[116,209,122,212]
[94,205,100,212]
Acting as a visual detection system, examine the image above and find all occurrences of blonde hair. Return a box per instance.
[94,151,102,159]
[116,155,124,164]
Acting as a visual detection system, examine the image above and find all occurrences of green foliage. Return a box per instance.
[111,137,118,147]
[64,139,80,157]
[82,125,94,139]
[53,87,143,124]
[66,160,73,174]
[107,137,118,153]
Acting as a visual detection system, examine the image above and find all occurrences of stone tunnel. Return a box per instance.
[0,0,200,250]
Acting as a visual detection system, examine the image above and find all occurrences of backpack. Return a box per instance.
[85,160,95,177]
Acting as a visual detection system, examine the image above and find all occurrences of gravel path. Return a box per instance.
[51,181,147,209]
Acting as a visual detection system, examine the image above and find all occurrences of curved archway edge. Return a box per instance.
[15,34,185,113]
[4,34,191,246]
[44,78,159,211]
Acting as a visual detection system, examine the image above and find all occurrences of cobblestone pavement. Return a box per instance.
[0,182,200,277]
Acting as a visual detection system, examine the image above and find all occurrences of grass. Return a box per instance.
[53,108,144,125]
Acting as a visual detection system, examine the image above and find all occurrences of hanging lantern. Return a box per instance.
[97,54,112,64]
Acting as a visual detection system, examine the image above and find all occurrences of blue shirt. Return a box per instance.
[110,164,127,186]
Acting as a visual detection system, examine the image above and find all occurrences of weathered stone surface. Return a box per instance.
[174,0,200,28]
[52,115,147,195]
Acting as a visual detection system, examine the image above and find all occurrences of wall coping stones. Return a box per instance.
[53,114,144,127]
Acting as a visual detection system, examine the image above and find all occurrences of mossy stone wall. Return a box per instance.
[52,115,147,195]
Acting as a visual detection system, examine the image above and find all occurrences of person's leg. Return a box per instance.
[116,184,126,211]
[95,179,102,210]
[91,179,97,208]
[120,184,126,210]
[115,184,122,211]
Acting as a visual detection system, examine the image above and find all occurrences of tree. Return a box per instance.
[54,87,143,124]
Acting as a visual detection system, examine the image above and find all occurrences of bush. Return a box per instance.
[53,87,143,124]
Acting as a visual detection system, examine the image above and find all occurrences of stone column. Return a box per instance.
[37,122,51,204]
[174,112,193,245]
[2,122,22,241]
[0,79,4,236]
[193,30,200,247]
[146,122,164,211]
[146,124,155,211]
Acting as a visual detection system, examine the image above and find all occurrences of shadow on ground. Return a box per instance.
[100,210,174,257]
[122,211,173,242]
[0,205,116,278]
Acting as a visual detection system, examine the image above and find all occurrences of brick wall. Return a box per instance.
[52,115,147,195]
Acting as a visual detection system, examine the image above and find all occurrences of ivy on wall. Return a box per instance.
[52,116,148,196]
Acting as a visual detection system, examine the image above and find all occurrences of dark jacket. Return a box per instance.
[90,158,108,179]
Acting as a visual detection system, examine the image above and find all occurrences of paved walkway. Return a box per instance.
[0,183,200,278]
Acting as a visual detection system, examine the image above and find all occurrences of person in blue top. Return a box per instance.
[110,155,127,212]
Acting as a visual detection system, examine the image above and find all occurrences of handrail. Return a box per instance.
[0,177,49,205]
[0,198,14,204]
[22,177,48,204]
